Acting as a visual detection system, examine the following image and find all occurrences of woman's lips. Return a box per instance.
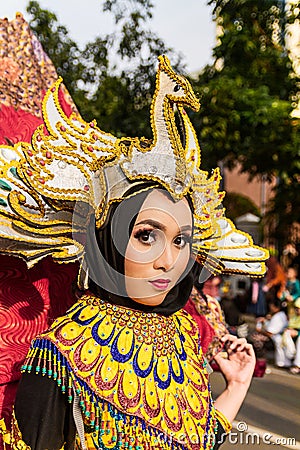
[149,279,171,290]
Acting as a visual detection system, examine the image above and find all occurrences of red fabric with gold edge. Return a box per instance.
[184,297,215,356]
[0,256,78,429]
[0,14,78,443]
[0,90,77,435]
[0,88,73,145]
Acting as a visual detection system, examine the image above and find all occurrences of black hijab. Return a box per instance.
[85,186,195,316]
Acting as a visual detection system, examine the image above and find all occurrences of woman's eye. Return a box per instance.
[134,229,156,245]
[174,235,192,248]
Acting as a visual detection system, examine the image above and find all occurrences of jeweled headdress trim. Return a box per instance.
[0,55,268,276]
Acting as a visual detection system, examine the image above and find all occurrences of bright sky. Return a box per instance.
[1,0,216,73]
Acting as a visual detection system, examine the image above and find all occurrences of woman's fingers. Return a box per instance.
[220,334,248,352]
[245,342,256,358]
[229,338,247,352]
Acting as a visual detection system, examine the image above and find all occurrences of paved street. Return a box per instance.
[210,366,300,449]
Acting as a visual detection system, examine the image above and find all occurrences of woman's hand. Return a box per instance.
[214,334,256,387]
[213,334,256,423]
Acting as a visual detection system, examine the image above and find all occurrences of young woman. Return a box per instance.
[0,52,268,449]
[8,187,255,450]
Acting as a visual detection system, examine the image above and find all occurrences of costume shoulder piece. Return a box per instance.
[0,41,269,276]
[20,295,231,449]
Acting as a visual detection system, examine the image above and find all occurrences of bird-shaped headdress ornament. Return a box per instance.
[0,55,268,276]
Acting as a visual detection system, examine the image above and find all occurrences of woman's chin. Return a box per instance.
[130,293,167,306]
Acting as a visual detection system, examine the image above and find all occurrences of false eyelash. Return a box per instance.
[133,228,154,239]
[176,233,192,242]
[182,235,193,245]
[174,234,193,248]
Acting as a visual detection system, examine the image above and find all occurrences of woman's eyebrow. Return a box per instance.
[134,221,192,233]
[135,219,166,231]
[180,225,192,233]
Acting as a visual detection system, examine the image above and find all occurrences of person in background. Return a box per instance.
[251,297,289,368]
[285,297,300,374]
[263,256,286,302]
[247,278,267,318]
[281,267,300,304]
[220,290,244,337]
[203,275,222,302]
[185,266,228,362]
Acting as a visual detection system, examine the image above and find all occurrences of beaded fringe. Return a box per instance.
[22,338,217,450]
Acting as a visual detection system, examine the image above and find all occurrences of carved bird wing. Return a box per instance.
[0,78,119,267]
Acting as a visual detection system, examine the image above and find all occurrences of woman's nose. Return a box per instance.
[153,242,175,271]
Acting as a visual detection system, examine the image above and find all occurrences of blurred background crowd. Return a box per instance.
[203,244,300,375]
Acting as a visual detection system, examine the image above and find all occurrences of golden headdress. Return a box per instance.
[0,54,268,277]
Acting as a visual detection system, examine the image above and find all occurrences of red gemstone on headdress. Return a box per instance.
[40,160,45,166]
[205,214,210,218]
[26,170,32,176]
[36,134,42,142]
[60,125,66,132]
[216,211,222,217]
[46,151,52,159]
[90,122,95,128]
[206,189,211,194]
[191,156,195,161]
[38,178,45,184]
[51,87,55,92]
[84,185,90,191]
[92,134,97,140]
[87,145,94,152]
[27,150,33,157]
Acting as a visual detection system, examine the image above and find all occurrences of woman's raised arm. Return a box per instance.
[213,334,256,423]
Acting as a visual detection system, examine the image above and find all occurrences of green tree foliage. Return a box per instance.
[223,192,261,220]
[192,0,299,176]
[190,0,300,246]
[26,0,181,137]
[26,1,89,108]
[83,0,183,137]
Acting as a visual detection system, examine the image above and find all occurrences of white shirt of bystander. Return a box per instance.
[265,311,288,335]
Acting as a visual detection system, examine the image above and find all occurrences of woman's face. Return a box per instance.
[124,189,193,305]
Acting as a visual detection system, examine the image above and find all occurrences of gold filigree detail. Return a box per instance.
[0,48,268,274]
